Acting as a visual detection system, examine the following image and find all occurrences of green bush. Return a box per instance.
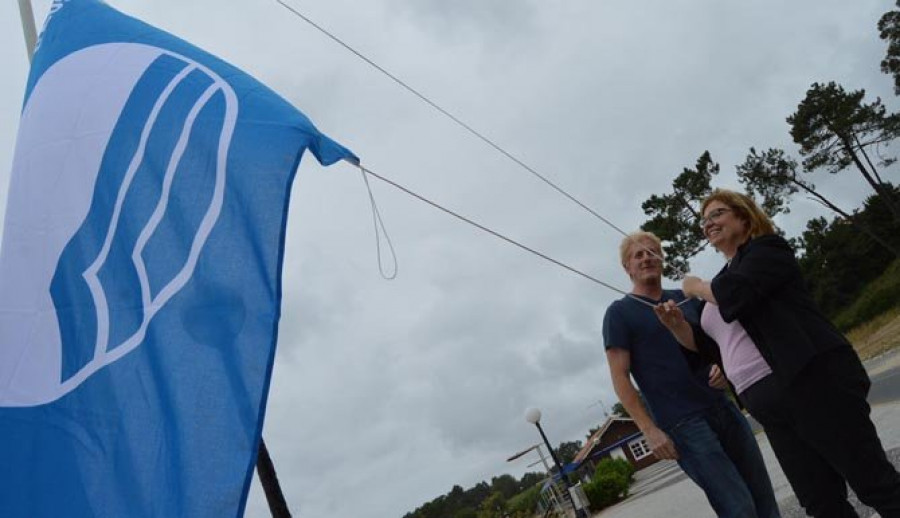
[506,485,540,516]
[594,457,635,483]
[583,471,628,509]
[582,457,634,509]
[476,491,506,518]
[833,258,900,331]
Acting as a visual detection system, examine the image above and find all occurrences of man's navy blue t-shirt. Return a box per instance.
[602,289,726,429]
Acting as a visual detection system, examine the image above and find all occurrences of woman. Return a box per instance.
[655,189,900,518]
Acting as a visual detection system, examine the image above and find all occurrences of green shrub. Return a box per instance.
[583,471,628,509]
[593,457,635,484]
[506,485,540,516]
[451,509,477,518]
[582,457,634,509]
[476,491,506,518]
[833,258,900,331]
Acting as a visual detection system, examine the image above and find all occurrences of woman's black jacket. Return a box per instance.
[692,234,851,387]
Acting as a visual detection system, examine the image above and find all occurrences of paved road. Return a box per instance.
[594,348,900,518]
[870,366,900,405]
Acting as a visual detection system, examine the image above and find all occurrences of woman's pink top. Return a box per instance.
[700,303,772,394]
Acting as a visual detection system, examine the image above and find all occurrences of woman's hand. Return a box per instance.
[682,276,707,300]
[708,365,728,390]
[653,300,685,330]
[653,299,700,352]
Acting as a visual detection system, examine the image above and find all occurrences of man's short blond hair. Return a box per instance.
[619,231,662,267]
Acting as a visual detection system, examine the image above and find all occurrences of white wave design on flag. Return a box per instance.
[0,42,238,406]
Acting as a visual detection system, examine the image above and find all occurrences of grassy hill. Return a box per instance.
[839,258,900,360]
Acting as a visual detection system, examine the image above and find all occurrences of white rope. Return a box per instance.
[358,165,398,280]
[274,0,687,281]
[351,161,685,309]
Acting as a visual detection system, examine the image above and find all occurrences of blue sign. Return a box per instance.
[0,1,355,516]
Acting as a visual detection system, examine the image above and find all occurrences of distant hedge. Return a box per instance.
[506,485,541,518]
[833,258,900,331]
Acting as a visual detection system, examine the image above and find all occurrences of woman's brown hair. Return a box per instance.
[700,189,776,239]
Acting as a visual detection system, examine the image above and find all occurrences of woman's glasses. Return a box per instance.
[699,207,731,227]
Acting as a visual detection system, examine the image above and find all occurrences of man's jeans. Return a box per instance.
[667,402,781,518]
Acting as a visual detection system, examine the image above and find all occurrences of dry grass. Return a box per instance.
[846,307,900,360]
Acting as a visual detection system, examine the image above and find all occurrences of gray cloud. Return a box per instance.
[1,1,896,517]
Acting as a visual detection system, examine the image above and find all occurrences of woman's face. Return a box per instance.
[701,200,748,257]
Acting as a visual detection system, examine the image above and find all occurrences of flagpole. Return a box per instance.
[257,438,293,517]
[17,0,37,62]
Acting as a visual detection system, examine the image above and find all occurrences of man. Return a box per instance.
[603,231,780,518]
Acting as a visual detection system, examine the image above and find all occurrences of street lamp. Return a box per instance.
[506,443,565,516]
[524,408,588,518]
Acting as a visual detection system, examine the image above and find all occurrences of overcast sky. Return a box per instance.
[1,1,897,517]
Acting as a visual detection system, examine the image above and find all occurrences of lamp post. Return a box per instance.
[506,443,565,516]
[524,408,588,518]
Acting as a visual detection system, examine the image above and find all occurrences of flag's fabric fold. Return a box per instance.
[0,1,355,516]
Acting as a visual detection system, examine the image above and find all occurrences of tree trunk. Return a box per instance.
[842,136,900,224]
[790,176,900,256]
[854,133,887,186]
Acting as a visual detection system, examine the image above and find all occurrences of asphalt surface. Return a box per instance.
[594,347,900,518]
[869,366,900,405]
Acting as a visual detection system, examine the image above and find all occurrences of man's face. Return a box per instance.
[624,239,663,283]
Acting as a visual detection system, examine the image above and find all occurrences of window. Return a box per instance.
[628,438,652,460]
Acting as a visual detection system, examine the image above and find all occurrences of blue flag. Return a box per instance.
[0,1,356,516]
